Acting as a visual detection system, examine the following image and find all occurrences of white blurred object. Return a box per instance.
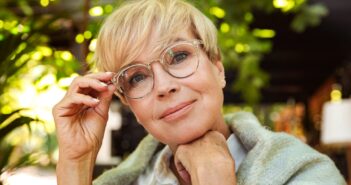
[0,166,56,185]
[321,99,351,145]
[96,101,122,165]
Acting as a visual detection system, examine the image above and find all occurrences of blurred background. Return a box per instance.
[0,0,350,184]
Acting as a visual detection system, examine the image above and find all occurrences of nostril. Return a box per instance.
[157,88,177,98]
[170,88,176,93]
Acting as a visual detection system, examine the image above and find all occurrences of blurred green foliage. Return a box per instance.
[84,0,328,104]
[0,0,80,179]
[0,0,327,179]
[192,0,328,104]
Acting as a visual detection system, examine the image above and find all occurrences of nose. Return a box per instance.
[151,62,180,99]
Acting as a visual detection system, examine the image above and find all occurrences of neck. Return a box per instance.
[213,116,231,139]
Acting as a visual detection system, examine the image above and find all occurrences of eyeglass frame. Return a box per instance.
[111,39,204,99]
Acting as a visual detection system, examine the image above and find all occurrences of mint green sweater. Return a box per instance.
[93,112,346,185]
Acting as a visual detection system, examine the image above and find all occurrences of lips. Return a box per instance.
[159,100,196,120]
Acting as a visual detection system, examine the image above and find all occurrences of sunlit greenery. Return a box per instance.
[0,0,79,179]
[72,0,327,103]
[192,0,328,104]
[0,0,327,179]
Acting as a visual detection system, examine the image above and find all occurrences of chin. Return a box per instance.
[173,127,209,145]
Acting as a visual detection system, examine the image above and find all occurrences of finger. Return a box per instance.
[93,84,116,118]
[55,93,100,117]
[85,72,115,82]
[174,157,191,184]
[69,77,109,94]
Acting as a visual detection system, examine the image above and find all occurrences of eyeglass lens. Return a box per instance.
[118,42,199,99]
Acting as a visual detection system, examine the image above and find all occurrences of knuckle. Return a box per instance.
[203,132,214,140]
[52,100,64,118]
[85,71,94,76]
[52,104,58,115]
[176,145,186,153]
[52,99,63,112]
[69,76,83,90]
[202,131,225,143]
[177,144,190,154]
[208,130,222,138]
[80,81,92,89]
[72,76,82,83]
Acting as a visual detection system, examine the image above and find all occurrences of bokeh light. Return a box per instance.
[210,6,226,18]
[84,31,92,39]
[253,29,276,38]
[40,0,49,7]
[75,34,84,44]
[89,6,104,17]
[220,23,230,33]
[89,38,97,51]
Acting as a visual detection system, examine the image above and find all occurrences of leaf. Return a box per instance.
[0,143,15,172]
[291,4,328,32]
[0,116,35,142]
[0,109,23,126]
[18,1,33,16]
[6,153,35,172]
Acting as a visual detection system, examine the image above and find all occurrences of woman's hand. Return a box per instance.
[174,131,236,185]
[53,72,116,185]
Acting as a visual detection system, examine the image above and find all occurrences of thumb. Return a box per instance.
[96,84,116,118]
[174,158,191,184]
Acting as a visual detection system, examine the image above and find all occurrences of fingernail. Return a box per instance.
[99,82,108,86]
[108,84,116,91]
[106,72,114,75]
[106,80,113,85]
[92,98,100,102]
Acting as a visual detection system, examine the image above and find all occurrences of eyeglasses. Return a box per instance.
[111,39,203,99]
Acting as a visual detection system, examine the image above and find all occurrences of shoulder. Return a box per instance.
[224,112,346,184]
[225,111,270,150]
[93,135,161,185]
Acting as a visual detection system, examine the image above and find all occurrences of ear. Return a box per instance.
[213,60,226,88]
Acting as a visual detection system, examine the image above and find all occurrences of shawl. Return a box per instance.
[93,112,346,185]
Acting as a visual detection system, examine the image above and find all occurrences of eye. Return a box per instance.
[129,73,147,86]
[171,52,188,65]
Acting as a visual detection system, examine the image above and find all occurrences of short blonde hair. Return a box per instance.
[94,0,220,73]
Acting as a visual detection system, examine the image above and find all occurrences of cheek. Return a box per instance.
[194,70,223,98]
[195,60,224,90]
[194,69,224,114]
[128,100,154,123]
[129,102,168,141]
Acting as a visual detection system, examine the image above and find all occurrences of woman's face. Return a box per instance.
[123,29,226,147]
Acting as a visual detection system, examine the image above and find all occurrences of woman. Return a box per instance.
[53,0,346,184]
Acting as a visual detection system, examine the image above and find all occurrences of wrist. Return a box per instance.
[56,152,96,185]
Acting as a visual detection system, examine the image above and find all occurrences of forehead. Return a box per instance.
[118,28,197,70]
